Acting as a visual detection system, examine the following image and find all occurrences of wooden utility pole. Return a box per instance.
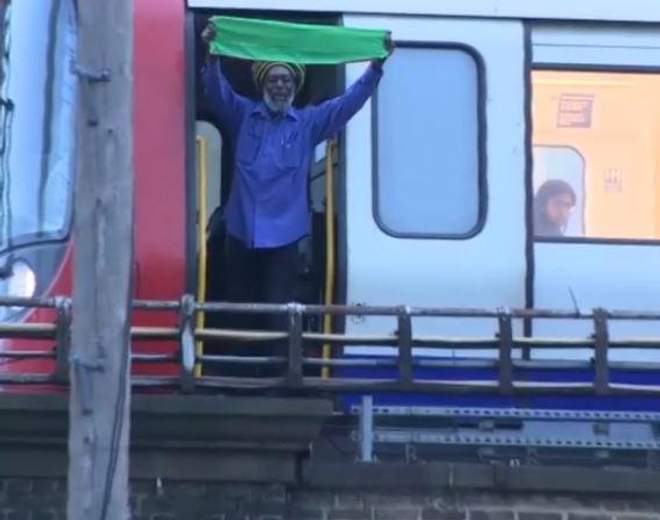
[68,0,134,519]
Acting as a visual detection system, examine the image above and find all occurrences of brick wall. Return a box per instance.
[2,478,660,520]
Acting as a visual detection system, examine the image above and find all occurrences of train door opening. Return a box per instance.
[530,24,660,362]
[190,12,344,363]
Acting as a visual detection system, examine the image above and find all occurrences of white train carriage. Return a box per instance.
[190,0,660,399]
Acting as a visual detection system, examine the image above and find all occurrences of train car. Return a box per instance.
[4,0,660,412]
[0,0,187,381]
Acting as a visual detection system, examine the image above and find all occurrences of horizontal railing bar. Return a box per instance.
[303,357,398,368]
[195,303,660,321]
[0,350,56,359]
[0,323,57,339]
[132,300,181,311]
[416,359,497,368]
[609,383,660,393]
[293,378,599,395]
[520,338,660,348]
[199,354,286,365]
[194,354,660,371]
[197,332,506,348]
[413,359,598,369]
[197,302,405,316]
[196,375,287,388]
[475,359,660,370]
[131,376,180,386]
[514,359,588,369]
[4,296,660,322]
[131,353,179,363]
[4,323,660,352]
[192,302,606,319]
[608,361,660,370]
[413,338,499,348]
[516,337,594,346]
[0,375,181,386]
[303,332,397,345]
[189,302,660,321]
[195,328,288,341]
[201,376,521,392]
[131,326,179,340]
[2,370,660,395]
[0,374,56,384]
[0,296,58,308]
[605,310,660,321]
[195,356,660,371]
[513,381,594,389]
[608,339,660,347]
[195,302,515,317]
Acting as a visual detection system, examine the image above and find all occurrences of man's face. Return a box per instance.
[263,65,295,113]
[546,192,574,228]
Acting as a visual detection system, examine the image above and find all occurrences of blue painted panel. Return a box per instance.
[339,355,660,412]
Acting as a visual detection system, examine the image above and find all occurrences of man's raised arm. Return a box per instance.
[308,62,383,145]
[309,37,394,144]
[201,22,250,133]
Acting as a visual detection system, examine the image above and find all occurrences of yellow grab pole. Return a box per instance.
[195,136,209,378]
[322,139,337,379]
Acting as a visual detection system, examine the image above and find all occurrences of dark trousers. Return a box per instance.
[216,234,299,377]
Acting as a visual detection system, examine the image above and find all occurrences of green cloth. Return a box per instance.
[210,16,389,64]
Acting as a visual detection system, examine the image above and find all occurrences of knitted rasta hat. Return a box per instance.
[251,61,306,93]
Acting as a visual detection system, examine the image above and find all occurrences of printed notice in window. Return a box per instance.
[557,94,594,128]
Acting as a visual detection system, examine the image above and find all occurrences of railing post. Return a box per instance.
[54,297,72,383]
[397,306,413,389]
[179,295,196,393]
[593,308,610,395]
[497,309,514,395]
[359,394,374,462]
[287,303,304,388]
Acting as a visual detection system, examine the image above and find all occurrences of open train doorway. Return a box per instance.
[190,11,344,373]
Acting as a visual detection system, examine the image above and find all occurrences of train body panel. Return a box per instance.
[188,0,660,24]
[131,0,187,374]
[342,15,526,356]
[2,0,660,411]
[531,26,660,362]
[0,0,187,380]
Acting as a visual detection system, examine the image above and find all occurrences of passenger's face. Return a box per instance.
[264,66,294,104]
[546,192,574,227]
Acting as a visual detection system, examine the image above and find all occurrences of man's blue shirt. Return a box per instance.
[203,61,383,248]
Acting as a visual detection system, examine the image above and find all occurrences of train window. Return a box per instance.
[195,121,223,215]
[373,46,482,238]
[533,69,660,241]
[0,0,77,251]
[533,146,585,237]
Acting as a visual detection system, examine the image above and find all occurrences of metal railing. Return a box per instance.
[2,294,660,395]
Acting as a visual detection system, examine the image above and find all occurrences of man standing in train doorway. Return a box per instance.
[201,22,392,375]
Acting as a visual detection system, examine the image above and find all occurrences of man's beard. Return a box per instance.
[264,91,294,114]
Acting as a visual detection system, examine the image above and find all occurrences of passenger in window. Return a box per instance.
[201,23,392,374]
[533,179,576,237]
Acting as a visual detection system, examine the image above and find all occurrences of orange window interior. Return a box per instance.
[532,70,660,240]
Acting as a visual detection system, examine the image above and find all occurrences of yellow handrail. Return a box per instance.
[322,139,337,379]
[194,136,209,378]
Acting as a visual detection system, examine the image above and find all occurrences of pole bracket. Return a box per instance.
[70,355,105,416]
[70,60,111,83]
[179,295,196,393]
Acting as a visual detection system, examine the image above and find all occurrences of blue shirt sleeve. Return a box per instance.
[308,63,384,145]
[202,58,251,134]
